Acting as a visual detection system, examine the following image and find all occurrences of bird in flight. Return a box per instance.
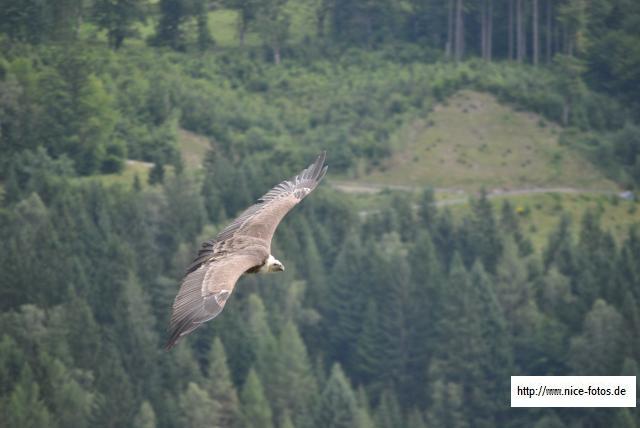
[165,152,328,349]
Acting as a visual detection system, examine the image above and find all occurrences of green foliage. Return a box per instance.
[133,401,158,428]
[179,382,221,427]
[3,366,52,428]
[0,3,640,427]
[206,337,240,428]
[92,0,147,49]
[240,368,273,428]
[315,364,359,428]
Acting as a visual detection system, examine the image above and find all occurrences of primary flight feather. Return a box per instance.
[165,152,328,350]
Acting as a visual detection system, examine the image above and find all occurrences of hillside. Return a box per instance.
[341,90,617,191]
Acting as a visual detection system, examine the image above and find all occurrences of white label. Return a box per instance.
[511,376,636,407]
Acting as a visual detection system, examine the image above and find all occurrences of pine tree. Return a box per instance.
[468,190,502,273]
[47,357,96,428]
[4,365,52,428]
[245,294,279,396]
[149,161,165,185]
[273,322,318,428]
[240,368,274,428]
[426,378,467,428]
[575,209,616,308]
[417,186,437,230]
[406,230,443,403]
[179,382,221,427]
[570,299,624,375]
[467,262,512,425]
[429,257,512,427]
[94,337,137,427]
[114,273,160,400]
[280,411,296,428]
[325,233,368,368]
[406,408,428,428]
[0,335,25,396]
[433,208,456,268]
[315,364,359,428]
[391,193,415,241]
[371,244,411,397]
[354,387,376,428]
[134,401,157,428]
[206,337,240,428]
[354,299,384,387]
[374,389,403,428]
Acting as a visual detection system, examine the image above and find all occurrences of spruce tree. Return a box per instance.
[245,294,279,396]
[240,368,274,428]
[354,299,384,385]
[206,337,240,428]
[179,382,221,428]
[4,365,51,428]
[469,189,502,273]
[417,186,437,230]
[406,230,443,403]
[114,273,160,401]
[273,322,318,428]
[374,389,403,428]
[570,299,624,375]
[543,214,576,276]
[133,401,157,428]
[325,233,368,368]
[406,408,428,428]
[315,364,359,428]
[47,357,96,428]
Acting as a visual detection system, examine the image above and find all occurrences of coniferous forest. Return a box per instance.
[1,0,640,427]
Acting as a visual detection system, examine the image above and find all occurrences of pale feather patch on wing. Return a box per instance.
[165,253,264,350]
[214,290,230,305]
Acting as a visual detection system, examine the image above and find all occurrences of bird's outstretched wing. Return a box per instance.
[165,152,328,349]
[187,152,328,274]
[165,250,266,350]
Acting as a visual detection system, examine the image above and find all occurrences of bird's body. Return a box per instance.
[165,152,327,349]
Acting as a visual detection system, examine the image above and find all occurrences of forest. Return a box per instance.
[0,0,639,427]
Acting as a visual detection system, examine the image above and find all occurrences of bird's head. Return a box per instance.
[268,257,285,273]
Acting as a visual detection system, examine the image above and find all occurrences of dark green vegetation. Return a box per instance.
[1,0,640,427]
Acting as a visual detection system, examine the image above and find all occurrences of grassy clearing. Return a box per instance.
[76,160,153,190]
[354,90,617,191]
[74,126,210,191]
[178,128,211,169]
[208,9,259,47]
[208,4,316,48]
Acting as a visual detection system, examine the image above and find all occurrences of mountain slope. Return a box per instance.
[352,90,617,191]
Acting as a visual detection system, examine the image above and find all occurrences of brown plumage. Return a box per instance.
[165,152,328,350]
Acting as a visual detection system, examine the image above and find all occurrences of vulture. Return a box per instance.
[165,152,328,349]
